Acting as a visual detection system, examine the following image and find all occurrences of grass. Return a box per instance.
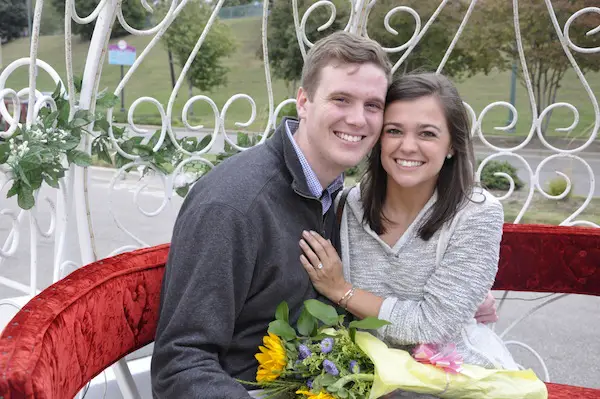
[2,17,599,138]
[501,192,600,226]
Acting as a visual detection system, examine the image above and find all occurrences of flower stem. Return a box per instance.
[330,373,374,390]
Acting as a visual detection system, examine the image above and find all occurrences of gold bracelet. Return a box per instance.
[338,286,355,308]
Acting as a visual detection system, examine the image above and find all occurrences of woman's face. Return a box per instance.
[380,95,452,193]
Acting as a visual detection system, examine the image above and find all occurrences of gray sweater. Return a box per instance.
[339,185,505,368]
[151,119,341,398]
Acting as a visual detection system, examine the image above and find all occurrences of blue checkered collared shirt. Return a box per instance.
[285,120,344,215]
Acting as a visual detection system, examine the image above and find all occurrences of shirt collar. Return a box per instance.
[285,119,343,198]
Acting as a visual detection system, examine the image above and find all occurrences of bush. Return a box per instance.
[546,176,572,200]
[477,159,524,191]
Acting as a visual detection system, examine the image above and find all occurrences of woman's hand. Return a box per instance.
[299,230,351,303]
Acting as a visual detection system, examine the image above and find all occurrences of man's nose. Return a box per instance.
[346,105,367,128]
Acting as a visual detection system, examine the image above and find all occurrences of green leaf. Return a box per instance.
[17,184,35,210]
[43,173,60,189]
[92,138,113,165]
[51,81,63,101]
[115,153,130,169]
[96,92,119,109]
[58,100,70,127]
[175,185,190,198]
[24,170,43,190]
[0,143,9,164]
[6,181,20,198]
[267,319,296,341]
[70,109,93,128]
[349,328,356,343]
[43,111,59,129]
[198,134,212,150]
[74,76,82,93]
[304,299,339,326]
[181,137,198,152]
[67,150,92,167]
[275,302,289,324]
[95,118,110,134]
[112,125,126,139]
[348,317,391,331]
[296,307,317,337]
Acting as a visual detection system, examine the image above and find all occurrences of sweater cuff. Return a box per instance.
[378,297,398,333]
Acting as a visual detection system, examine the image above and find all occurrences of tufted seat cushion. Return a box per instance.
[0,224,599,398]
[0,244,169,398]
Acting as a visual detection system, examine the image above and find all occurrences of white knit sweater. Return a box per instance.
[338,185,511,368]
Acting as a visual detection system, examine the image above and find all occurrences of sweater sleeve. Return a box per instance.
[151,200,258,398]
[377,198,504,346]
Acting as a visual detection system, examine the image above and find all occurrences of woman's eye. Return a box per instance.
[386,129,401,135]
[421,131,437,138]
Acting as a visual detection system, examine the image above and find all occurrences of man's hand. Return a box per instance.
[475,292,498,324]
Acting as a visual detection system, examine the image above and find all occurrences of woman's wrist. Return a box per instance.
[333,282,354,308]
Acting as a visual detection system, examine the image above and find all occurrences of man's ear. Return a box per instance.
[296,87,309,120]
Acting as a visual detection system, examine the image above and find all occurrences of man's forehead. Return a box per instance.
[320,64,387,99]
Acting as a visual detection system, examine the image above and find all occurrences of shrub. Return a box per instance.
[546,176,572,200]
[477,159,524,191]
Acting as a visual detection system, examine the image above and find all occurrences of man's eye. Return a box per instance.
[333,97,347,103]
[366,103,382,110]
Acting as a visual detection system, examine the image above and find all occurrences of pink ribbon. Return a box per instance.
[413,343,464,374]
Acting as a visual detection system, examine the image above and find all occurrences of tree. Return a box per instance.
[157,0,236,95]
[462,0,600,135]
[262,0,350,96]
[366,0,478,80]
[0,0,28,42]
[50,0,147,40]
[262,0,482,96]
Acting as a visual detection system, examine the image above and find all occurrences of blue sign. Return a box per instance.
[108,42,136,66]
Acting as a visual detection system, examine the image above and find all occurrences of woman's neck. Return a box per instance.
[382,178,436,226]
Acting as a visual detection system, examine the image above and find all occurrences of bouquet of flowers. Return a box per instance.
[245,299,548,399]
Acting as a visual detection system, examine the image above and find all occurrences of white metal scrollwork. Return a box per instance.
[0,0,598,397]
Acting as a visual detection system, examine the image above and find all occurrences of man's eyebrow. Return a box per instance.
[329,91,385,105]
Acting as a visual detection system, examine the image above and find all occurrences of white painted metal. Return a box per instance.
[0,1,598,397]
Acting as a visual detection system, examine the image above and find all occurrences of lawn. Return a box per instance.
[2,16,599,138]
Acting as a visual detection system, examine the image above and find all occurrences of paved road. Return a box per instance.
[161,127,600,197]
[0,160,599,390]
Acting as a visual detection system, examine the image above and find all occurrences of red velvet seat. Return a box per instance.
[0,224,599,398]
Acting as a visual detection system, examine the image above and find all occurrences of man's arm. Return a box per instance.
[151,200,258,398]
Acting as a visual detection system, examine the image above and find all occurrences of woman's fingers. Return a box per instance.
[302,230,329,262]
[300,254,317,277]
[299,238,322,270]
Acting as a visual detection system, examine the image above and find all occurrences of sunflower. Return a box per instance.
[255,332,287,382]
[295,389,337,399]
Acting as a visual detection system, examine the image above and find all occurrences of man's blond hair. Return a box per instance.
[301,31,392,99]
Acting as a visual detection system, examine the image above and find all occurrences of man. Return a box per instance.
[151,31,391,398]
[151,31,496,398]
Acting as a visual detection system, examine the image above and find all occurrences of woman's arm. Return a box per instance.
[300,198,503,345]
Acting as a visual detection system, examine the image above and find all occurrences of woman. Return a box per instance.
[298,73,517,375]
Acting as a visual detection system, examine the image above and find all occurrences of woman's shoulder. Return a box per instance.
[459,187,504,220]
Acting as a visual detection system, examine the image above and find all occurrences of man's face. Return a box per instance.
[296,62,388,180]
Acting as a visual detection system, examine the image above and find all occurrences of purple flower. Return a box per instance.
[323,359,339,376]
[306,379,313,389]
[298,344,312,360]
[320,337,334,354]
[349,360,360,374]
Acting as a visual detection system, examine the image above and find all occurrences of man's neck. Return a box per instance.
[293,125,343,189]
